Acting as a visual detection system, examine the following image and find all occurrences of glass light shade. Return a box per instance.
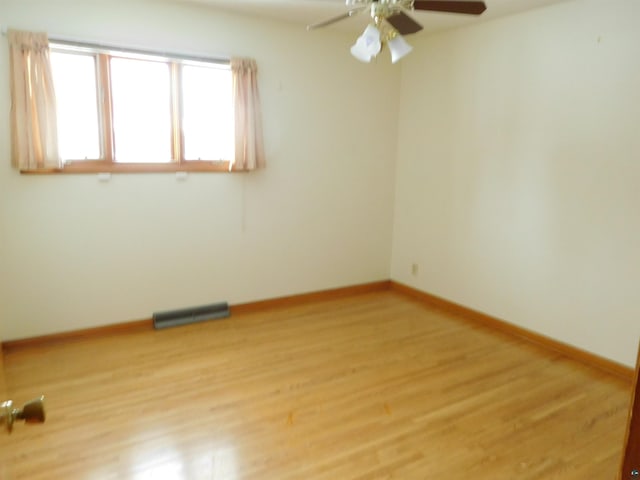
[350,24,382,63]
[388,34,413,64]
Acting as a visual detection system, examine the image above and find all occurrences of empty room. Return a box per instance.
[0,0,639,478]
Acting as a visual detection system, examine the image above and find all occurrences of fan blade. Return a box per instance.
[306,7,367,30]
[414,1,487,15]
[386,11,423,35]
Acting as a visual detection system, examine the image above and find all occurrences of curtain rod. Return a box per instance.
[0,27,229,64]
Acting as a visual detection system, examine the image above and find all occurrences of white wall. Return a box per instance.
[0,0,400,340]
[3,0,638,369]
[392,0,640,366]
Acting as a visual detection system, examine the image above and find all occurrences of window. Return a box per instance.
[49,42,234,172]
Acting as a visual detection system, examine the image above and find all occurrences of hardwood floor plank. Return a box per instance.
[2,291,631,479]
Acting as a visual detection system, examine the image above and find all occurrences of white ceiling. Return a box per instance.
[169,0,575,34]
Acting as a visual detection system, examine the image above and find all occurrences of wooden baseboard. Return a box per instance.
[230,280,392,316]
[2,281,391,352]
[390,281,634,382]
[3,279,632,383]
[2,319,153,352]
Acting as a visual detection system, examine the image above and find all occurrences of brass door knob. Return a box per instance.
[16,396,46,424]
[0,396,46,433]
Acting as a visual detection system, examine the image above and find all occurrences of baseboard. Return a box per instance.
[2,319,153,352]
[230,280,392,316]
[2,280,391,352]
[390,281,634,382]
[3,279,633,383]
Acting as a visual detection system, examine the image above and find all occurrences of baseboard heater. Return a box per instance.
[153,302,230,329]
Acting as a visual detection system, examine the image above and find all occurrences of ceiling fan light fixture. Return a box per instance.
[309,1,488,63]
[387,33,413,63]
[350,24,382,62]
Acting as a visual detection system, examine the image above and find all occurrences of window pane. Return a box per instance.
[50,51,101,161]
[110,57,171,163]
[182,65,234,161]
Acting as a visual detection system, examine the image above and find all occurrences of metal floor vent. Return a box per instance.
[153,302,230,329]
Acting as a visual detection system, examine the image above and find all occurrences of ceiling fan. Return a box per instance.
[307,0,487,63]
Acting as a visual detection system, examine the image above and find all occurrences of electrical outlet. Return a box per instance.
[411,263,419,276]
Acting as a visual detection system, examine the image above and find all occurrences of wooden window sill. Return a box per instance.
[20,161,236,174]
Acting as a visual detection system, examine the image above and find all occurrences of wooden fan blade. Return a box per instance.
[306,7,367,30]
[413,1,487,15]
[386,11,424,35]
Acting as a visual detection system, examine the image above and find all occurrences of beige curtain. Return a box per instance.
[8,30,60,170]
[231,58,265,171]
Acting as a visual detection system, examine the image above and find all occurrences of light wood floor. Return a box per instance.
[1,291,632,479]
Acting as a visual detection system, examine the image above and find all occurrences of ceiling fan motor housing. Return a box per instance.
[346,0,414,15]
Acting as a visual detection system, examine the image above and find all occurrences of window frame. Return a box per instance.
[45,41,234,174]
